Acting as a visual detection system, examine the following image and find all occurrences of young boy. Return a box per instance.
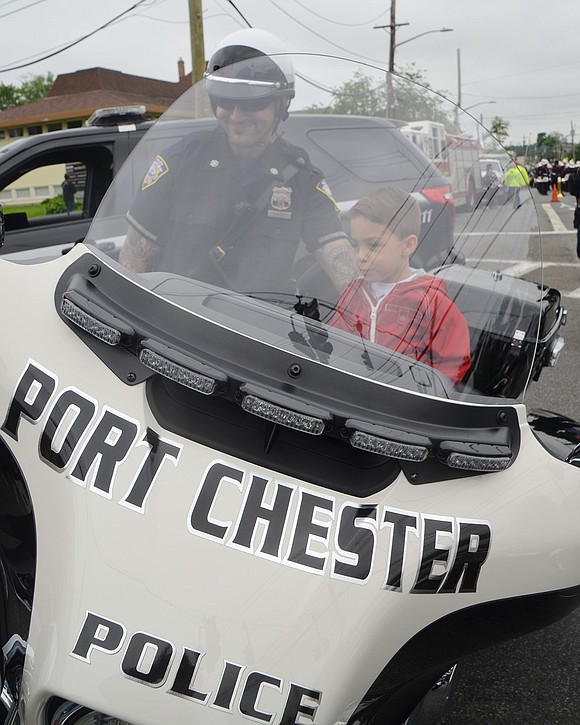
[331,187,471,385]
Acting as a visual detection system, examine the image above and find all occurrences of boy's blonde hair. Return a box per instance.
[349,187,421,241]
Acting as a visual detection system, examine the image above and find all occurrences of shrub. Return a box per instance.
[42,195,67,215]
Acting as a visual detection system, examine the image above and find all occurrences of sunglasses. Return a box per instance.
[213,96,275,113]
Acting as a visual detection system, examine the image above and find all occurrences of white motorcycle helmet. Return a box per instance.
[204,29,295,122]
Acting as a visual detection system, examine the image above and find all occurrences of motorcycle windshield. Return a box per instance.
[82,54,544,407]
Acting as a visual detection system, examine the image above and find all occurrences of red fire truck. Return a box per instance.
[401,120,483,209]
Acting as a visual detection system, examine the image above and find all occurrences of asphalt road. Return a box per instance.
[439,190,580,725]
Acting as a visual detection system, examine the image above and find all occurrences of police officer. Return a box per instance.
[567,161,580,259]
[120,29,356,295]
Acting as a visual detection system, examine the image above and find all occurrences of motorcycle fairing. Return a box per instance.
[0,53,578,725]
[1,245,580,724]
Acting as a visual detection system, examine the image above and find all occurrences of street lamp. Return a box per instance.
[462,102,496,149]
[464,101,496,112]
[395,28,454,49]
[374,8,453,119]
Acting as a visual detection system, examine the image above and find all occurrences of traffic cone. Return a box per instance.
[551,183,559,202]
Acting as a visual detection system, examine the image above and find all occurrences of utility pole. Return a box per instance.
[374,1,408,119]
[455,48,461,133]
[189,0,205,84]
[387,0,396,119]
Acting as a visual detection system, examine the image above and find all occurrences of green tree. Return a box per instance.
[489,116,510,146]
[305,69,386,116]
[537,131,566,160]
[394,63,453,128]
[0,83,19,111]
[0,73,54,111]
[17,73,54,104]
[305,65,453,129]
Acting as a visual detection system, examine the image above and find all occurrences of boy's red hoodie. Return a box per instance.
[330,271,472,385]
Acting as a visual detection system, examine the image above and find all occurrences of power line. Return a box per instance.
[216,0,351,95]
[134,14,187,24]
[0,0,33,9]
[463,60,579,88]
[213,0,245,31]
[265,0,385,65]
[291,0,386,28]
[0,0,48,20]
[223,0,251,28]
[463,91,580,101]
[0,0,151,73]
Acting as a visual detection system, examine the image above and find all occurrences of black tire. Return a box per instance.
[404,665,458,725]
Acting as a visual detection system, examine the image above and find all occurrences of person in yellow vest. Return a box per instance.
[504,158,530,209]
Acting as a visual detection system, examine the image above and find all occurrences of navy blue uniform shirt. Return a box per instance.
[128,127,346,293]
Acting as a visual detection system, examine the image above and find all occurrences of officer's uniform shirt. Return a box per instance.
[127,127,347,293]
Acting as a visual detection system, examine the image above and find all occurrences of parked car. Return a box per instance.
[479,157,507,184]
[479,156,508,205]
[0,108,457,270]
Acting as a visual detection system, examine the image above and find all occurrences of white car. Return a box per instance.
[479,157,506,184]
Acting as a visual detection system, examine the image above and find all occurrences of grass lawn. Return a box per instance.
[3,199,82,218]
[4,202,48,219]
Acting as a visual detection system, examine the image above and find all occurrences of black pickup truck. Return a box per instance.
[0,106,456,271]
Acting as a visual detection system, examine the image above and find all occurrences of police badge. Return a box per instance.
[141,155,169,191]
[267,186,292,219]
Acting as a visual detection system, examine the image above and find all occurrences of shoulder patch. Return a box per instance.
[142,155,169,191]
[316,179,339,211]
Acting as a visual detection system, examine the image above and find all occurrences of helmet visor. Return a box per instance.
[205,54,293,101]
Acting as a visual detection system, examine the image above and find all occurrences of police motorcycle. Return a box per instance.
[1,33,579,725]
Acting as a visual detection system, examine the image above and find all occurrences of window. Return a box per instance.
[0,144,114,246]
[67,120,83,129]
[27,125,43,136]
[306,127,428,188]
[47,123,62,132]
[8,128,24,138]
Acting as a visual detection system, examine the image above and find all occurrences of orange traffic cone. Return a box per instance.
[551,183,559,202]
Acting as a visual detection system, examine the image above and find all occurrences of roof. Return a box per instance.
[0,67,192,128]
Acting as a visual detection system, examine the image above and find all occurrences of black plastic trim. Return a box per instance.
[0,438,35,718]
[528,408,580,467]
[54,252,522,494]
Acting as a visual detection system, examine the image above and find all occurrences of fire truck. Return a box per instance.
[401,120,483,209]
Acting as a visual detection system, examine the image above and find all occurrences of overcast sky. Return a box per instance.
[1,0,578,148]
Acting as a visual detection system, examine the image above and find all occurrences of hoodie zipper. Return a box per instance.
[362,288,379,342]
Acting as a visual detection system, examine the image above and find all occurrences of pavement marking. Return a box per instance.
[459,230,571,236]
[501,261,542,276]
[541,203,569,232]
[466,259,580,298]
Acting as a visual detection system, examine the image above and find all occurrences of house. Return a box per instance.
[0,62,192,142]
[0,62,195,206]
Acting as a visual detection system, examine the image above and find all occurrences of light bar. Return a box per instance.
[241,394,326,435]
[350,430,429,461]
[139,341,225,395]
[61,297,127,346]
[347,420,430,462]
[440,442,512,472]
